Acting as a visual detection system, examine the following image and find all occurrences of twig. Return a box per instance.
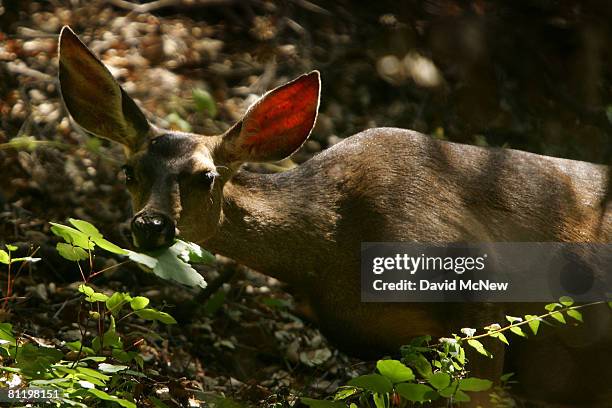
[290,0,331,15]
[5,62,53,82]
[15,27,58,39]
[464,301,606,342]
[52,296,81,319]
[107,0,237,13]
[89,260,131,280]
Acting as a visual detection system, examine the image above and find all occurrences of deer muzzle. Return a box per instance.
[131,212,176,250]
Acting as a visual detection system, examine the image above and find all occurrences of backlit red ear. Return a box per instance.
[223,71,320,163]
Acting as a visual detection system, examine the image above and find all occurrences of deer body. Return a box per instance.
[57,26,611,406]
[203,127,610,352]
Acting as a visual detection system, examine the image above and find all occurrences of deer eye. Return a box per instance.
[201,171,217,189]
[122,165,136,184]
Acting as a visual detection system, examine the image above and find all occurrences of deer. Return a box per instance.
[57,26,611,406]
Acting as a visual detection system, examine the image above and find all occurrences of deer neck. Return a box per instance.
[203,170,337,286]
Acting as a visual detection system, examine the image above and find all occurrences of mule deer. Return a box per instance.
[57,26,611,406]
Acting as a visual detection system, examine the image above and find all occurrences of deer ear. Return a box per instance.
[58,26,150,152]
[221,71,320,163]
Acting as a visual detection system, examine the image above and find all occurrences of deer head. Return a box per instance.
[58,26,320,250]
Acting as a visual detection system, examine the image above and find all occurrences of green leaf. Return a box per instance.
[372,393,386,408]
[192,88,217,118]
[177,240,215,264]
[93,332,122,353]
[15,343,63,377]
[567,309,583,322]
[94,237,128,255]
[65,340,94,355]
[98,363,128,373]
[333,387,358,401]
[72,373,106,388]
[106,292,128,316]
[5,244,17,251]
[428,372,451,390]
[376,359,415,383]
[78,284,108,302]
[93,316,123,351]
[78,284,95,297]
[458,377,493,392]
[467,339,491,357]
[135,308,177,324]
[31,377,73,386]
[559,296,574,306]
[550,311,566,324]
[300,398,346,408]
[500,372,515,382]
[87,293,109,303]
[402,352,433,378]
[524,315,540,335]
[505,315,522,323]
[456,345,466,365]
[126,250,158,269]
[545,302,561,312]
[396,383,438,402]
[347,374,393,394]
[57,243,89,261]
[87,389,136,408]
[453,390,471,402]
[103,329,122,349]
[76,366,110,382]
[438,382,458,398]
[68,218,129,255]
[490,332,509,345]
[0,250,10,264]
[69,219,103,239]
[130,296,150,311]
[0,323,16,345]
[50,223,95,249]
[509,326,527,338]
[147,242,208,289]
[79,356,107,363]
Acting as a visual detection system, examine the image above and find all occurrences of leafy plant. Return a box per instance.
[0,244,41,312]
[50,218,212,288]
[0,219,218,406]
[302,298,611,407]
[0,283,180,407]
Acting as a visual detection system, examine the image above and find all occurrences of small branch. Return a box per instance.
[76,260,87,283]
[89,260,131,280]
[107,0,238,13]
[290,0,332,15]
[5,62,53,82]
[457,301,606,344]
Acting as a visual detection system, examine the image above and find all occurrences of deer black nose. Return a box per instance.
[131,213,175,250]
